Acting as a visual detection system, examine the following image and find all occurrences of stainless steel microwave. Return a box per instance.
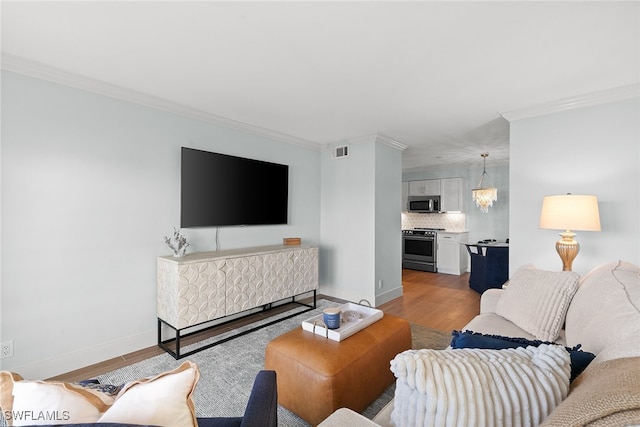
[407,195,441,213]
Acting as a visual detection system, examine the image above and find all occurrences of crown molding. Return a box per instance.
[1,53,323,151]
[324,132,408,151]
[375,133,408,151]
[500,83,640,121]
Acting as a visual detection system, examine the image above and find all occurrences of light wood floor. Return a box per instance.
[49,270,479,381]
[379,269,480,331]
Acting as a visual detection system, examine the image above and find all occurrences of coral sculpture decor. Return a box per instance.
[164,228,189,257]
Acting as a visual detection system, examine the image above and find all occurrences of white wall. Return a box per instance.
[374,142,403,305]
[1,71,321,378]
[320,141,376,303]
[319,138,403,305]
[509,97,639,275]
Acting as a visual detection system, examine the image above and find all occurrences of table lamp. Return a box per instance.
[539,194,601,271]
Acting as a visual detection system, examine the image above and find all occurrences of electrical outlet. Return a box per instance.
[1,340,13,358]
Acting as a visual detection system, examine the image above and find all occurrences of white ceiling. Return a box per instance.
[2,1,638,171]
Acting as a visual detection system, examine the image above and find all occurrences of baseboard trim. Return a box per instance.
[11,330,156,380]
[375,286,403,306]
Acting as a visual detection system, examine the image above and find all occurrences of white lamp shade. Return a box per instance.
[539,194,601,231]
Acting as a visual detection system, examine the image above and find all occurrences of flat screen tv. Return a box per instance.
[180,147,289,228]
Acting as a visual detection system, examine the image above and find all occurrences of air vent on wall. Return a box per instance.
[333,145,349,159]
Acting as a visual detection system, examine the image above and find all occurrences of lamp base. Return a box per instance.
[556,230,579,271]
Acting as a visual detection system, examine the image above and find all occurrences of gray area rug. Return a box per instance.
[95,300,452,426]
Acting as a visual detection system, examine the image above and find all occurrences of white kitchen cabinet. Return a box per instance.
[402,181,409,211]
[404,178,464,211]
[437,232,468,275]
[408,179,441,196]
[440,177,464,212]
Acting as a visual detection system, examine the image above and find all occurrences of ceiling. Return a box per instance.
[2,1,638,171]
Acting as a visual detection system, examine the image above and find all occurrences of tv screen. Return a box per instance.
[181,147,289,228]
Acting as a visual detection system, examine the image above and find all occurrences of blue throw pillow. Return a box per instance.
[450,330,595,382]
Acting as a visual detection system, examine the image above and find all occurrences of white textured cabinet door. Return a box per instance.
[408,179,441,196]
[292,247,319,294]
[224,255,264,316]
[441,177,463,212]
[179,260,226,328]
[263,250,294,304]
[157,258,226,329]
[157,260,180,327]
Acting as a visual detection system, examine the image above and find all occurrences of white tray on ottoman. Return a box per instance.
[301,302,383,341]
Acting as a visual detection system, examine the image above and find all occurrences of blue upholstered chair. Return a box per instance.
[466,244,509,294]
[197,370,278,427]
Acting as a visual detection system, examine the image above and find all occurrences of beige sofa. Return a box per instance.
[324,260,640,426]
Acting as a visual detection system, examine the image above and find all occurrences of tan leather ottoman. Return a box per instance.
[264,314,411,426]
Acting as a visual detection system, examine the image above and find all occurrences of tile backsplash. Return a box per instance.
[402,212,466,232]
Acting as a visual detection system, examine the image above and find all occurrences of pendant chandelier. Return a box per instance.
[472,153,498,213]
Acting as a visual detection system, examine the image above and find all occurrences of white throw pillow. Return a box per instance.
[390,345,571,427]
[0,361,199,427]
[0,371,116,426]
[495,265,579,341]
[98,361,199,427]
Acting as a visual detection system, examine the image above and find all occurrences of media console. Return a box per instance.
[157,244,319,358]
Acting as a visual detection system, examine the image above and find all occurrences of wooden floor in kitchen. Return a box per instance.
[50,269,480,381]
[380,269,480,332]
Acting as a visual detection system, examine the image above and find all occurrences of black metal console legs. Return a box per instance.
[158,290,317,359]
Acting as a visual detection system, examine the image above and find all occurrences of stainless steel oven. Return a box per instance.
[402,228,439,272]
